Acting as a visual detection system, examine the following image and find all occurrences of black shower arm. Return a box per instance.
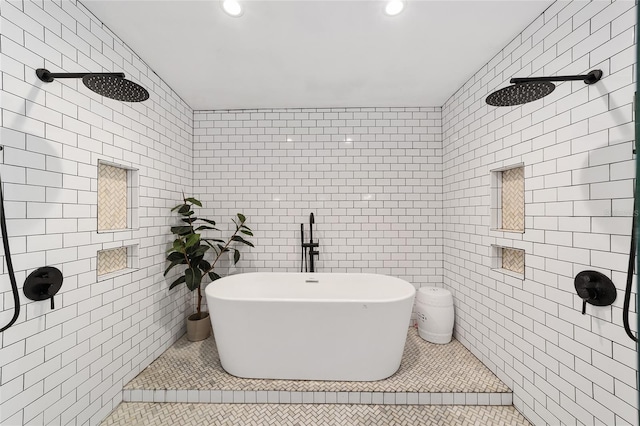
[36,69,125,82]
[511,70,602,85]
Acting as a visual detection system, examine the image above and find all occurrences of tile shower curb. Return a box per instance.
[102,402,532,426]
[122,389,513,405]
[121,328,513,406]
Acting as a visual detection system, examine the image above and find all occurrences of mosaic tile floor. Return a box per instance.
[101,403,532,426]
[125,327,509,393]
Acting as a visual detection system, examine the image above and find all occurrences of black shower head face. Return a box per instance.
[82,74,150,102]
[485,81,555,107]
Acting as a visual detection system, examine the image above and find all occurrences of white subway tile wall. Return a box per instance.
[192,107,443,291]
[0,1,192,425]
[443,1,638,426]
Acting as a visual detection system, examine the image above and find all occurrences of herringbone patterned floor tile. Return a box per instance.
[125,328,509,393]
[101,403,532,426]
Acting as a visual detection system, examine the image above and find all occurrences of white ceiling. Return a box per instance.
[82,0,554,110]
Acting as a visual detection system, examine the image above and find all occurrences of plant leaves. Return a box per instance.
[201,218,217,226]
[178,204,190,214]
[185,197,202,207]
[185,268,194,289]
[171,226,192,235]
[240,229,253,236]
[164,259,186,276]
[169,275,186,290]
[192,246,209,257]
[237,213,246,223]
[185,267,202,291]
[199,259,211,271]
[195,225,218,231]
[172,204,187,212]
[209,272,221,282]
[193,268,202,289]
[185,234,201,248]
[167,252,184,261]
[233,249,240,264]
[202,238,225,243]
[173,239,185,253]
[232,235,254,247]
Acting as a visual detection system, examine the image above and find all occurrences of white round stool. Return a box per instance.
[415,287,454,344]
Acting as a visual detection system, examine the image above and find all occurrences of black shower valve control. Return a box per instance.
[574,270,617,315]
[23,266,63,310]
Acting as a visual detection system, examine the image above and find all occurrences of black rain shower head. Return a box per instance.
[36,68,149,102]
[486,69,603,107]
[485,81,555,107]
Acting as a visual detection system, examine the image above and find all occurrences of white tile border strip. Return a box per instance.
[122,389,513,405]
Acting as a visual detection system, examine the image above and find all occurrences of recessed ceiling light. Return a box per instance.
[222,0,243,17]
[384,0,405,16]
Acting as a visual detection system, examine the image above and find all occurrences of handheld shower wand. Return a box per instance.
[622,185,638,342]
[0,171,20,332]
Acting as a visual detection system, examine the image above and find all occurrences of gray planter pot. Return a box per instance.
[187,312,212,341]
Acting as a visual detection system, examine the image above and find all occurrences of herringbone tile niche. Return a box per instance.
[98,247,128,276]
[98,163,128,231]
[490,165,524,232]
[97,162,139,232]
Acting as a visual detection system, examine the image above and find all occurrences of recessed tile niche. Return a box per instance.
[97,245,139,280]
[490,164,524,232]
[98,247,127,275]
[97,161,139,232]
[491,246,525,278]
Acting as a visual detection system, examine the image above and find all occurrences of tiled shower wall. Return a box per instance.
[0,1,192,425]
[192,108,443,288]
[442,1,638,425]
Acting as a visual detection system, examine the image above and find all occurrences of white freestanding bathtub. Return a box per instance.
[205,272,415,381]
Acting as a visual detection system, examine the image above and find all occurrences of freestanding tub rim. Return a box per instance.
[205,272,416,303]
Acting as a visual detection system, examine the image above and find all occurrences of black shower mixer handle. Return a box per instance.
[23,266,63,310]
[574,270,616,315]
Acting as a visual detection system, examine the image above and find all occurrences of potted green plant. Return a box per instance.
[165,195,253,341]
